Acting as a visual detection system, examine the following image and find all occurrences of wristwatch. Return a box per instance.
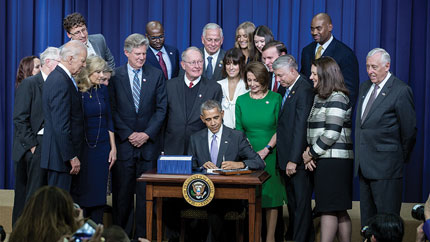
[265,144,273,152]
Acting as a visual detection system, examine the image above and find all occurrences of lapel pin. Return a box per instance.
[169,52,173,55]
[143,78,147,82]
[218,63,222,67]
[225,141,228,143]
[199,94,202,98]
[292,91,295,94]
[266,101,269,104]
[382,92,386,96]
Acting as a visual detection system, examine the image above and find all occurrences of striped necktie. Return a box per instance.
[132,69,141,112]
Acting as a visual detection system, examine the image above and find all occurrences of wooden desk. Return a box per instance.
[138,170,269,242]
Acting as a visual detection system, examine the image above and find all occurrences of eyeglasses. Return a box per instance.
[70,27,87,37]
[148,35,165,41]
[183,60,204,66]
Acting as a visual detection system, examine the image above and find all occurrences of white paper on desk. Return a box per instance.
[206,168,222,174]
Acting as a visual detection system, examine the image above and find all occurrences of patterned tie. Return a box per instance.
[210,134,219,165]
[206,56,213,80]
[361,84,379,123]
[281,88,291,108]
[132,69,141,112]
[157,51,168,79]
[315,45,324,59]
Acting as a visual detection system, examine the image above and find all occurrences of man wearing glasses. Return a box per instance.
[200,23,225,82]
[63,12,115,69]
[145,21,179,79]
[164,47,222,155]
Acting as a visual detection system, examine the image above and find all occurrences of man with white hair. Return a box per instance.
[12,47,60,225]
[41,40,87,191]
[200,23,225,82]
[355,47,417,227]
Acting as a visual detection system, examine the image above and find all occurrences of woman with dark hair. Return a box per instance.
[217,48,248,128]
[15,55,40,88]
[253,25,274,61]
[9,186,104,242]
[74,55,116,224]
[234,21,256,64]
[235,61,286,242]
[302,56,353,242]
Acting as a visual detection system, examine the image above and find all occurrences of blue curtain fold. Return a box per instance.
[1,0,429,202]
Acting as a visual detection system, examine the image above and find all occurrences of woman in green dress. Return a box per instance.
[236,61,287,242]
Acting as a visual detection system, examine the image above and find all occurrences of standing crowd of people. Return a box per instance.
[10,11,417,242]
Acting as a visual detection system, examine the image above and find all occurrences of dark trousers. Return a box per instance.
[47,169,72,191]
[12,139,47,226]
[283,168,315,242]
[82,205,105,225]
[112,156,153,239]
[359,170,403,226]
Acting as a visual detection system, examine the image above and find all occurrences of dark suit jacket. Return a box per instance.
[108,64,167,161]
[300,37,359,106]
[12,72,44,161]
[88,34,115,69]
[354,74,416,179]
[41,66,83,172]
[277,75,314,170]
[146,45,180,79]
[188,125,265,169]
[201,47,226,82]
[164,75,222,155]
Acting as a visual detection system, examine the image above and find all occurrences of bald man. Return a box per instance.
[300,13,359,106]
[145,21,180,79]
[41,40,87,191]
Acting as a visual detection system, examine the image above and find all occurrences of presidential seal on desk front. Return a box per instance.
[182,174,215,207]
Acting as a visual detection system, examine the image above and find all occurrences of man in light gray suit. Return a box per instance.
[200,23,225,82]
[63,12,115,68]
[355,48,417,227]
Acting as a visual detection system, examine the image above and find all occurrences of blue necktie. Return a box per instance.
[132,69,141,112]
[210,134,218,165]
[71,76,78,91]
[281,88,291,107]
[206,56,213,80]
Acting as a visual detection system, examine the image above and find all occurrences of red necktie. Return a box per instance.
[272,76,278,92]
[157,51,168,79]
[189,81,194,88]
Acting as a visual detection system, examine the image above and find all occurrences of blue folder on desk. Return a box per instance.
[157,155,192,174]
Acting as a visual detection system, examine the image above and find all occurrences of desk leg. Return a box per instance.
[157,198,163,242]
[249,201,255,242]
[255,194,262,242]
[146,184,153,241]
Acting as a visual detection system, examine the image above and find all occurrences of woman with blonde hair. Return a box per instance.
[234,21,256,63]
[74,55,117,224]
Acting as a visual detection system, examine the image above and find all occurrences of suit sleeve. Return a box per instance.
[172,48,180,78]
[238,131,265,169]
[47,80,75,161]
[108,75,134,141]
[339,51,359,107]
[289,88,314,164]
[102,86,114,132]
[214,83,223,102]
[395,85,417,162]
[99,35,115,69]
[144,73,167,140]
[13,79,38,150]
[187,135,200,168]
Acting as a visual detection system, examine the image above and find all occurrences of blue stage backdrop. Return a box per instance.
[1,0,429,202]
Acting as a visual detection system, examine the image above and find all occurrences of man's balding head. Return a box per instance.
[146,21,165,50]
[310,13,333,45]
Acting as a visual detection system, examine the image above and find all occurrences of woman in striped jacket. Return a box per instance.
[302,56,353,242]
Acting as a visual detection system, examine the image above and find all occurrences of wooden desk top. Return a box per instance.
[138,169,270,185]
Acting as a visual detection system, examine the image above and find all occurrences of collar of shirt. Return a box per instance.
[315,34,334,56]
[286,74,301,93]
[41,70,48,81]
[57,63,77,90]
[362,72,392,117]
[203,48,220,70]
[375,72,391,93]
[127,63,142,88]
[184,73,201,87]
[149,45,166,56]
[86,40,97,57]
[207,125,223,151]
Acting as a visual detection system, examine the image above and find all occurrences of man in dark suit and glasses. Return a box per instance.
[200,23,226,82]
[164,47,222,155]
[355,48,416,227]
[108,33,167,239]
[145,20,180,79]
[273,55,315,242]
[41,40,87,191]
[12,47,60,225]
[188,99,265,241]
[300,13,359,106]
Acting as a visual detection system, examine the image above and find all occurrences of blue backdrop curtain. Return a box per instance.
[1,0,429,202]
